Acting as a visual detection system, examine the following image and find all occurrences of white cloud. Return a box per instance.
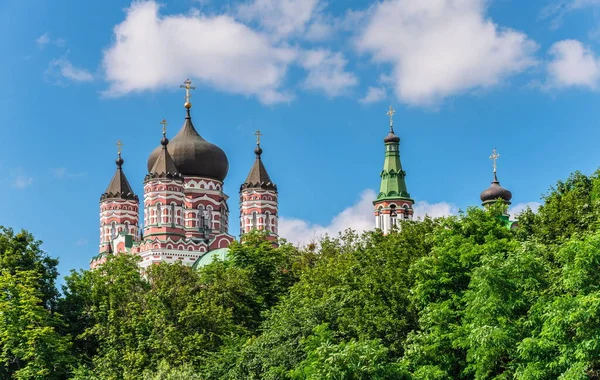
[509,202,541,217]
[36,33,66,49]
[413,200,458,219]
[12,175,33,189]
[540,0,600,29]
[279,189,457,246]
[237,0,321,40]
[546,40,600,89]
[103,1,296,104]
[301,49,358,97]
[36,33,50,48]
[46,58,94,83]
[52,167,86,179]
[356,0,538,106]
[359,86,387,104]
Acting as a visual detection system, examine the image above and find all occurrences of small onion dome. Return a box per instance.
[147,109,229,181]
[384,129,400,143]
[480,173,512,205]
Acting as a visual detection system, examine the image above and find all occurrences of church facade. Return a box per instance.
[91,80,278,269]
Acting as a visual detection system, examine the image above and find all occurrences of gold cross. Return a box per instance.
[160,119,168,135]
[116,140,123,155]
[386,105,396,127]
[489,148,500,173]
[255,130,263,145]
[180,78,196,104]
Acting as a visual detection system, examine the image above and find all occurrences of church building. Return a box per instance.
[373,107,516,233]
[91,80,278,269]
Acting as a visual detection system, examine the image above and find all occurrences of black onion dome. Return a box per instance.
[384,132,400,143]
[480,173,512,205]
[147,110,229,181]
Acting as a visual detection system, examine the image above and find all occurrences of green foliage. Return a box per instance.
[0,269,72,379]
[224,221,440,379]
[517,170,600,244]
[290,324,408,380]
[8,169,600,380]
[0,227,73,379]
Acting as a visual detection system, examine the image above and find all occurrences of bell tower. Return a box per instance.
[95,142,139,267]
[240,131,279,241]
[373,106,414,234]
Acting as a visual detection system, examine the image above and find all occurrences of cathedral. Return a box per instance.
[92,81,515,269]
[91,80,278,269]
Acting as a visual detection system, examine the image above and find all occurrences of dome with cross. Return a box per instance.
[146,80,229,181]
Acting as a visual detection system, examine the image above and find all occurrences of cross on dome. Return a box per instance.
[180,79,196,109]
[490,148,500,173]
[160,119,168,136]
[387,105,396,127]
[116,140,123,155]
[255,130,263,145]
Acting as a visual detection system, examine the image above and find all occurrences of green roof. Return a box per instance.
[376,138,412,202]
[192,248,230,270]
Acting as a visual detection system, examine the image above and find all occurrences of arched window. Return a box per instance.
[171,204,176,226]
[124,221,130,235]
[252,212,257,229]
[198,206,205,229]
[111,222,116,240]
[157,203,162,226]
[390,205,397,227]
[403,205,410,220]
[265,211,271,229]
[206,207,213,230]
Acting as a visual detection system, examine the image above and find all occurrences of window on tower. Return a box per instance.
[171,204,176,226]
[198,206,205,230]
[252,212,257,229]
[390,205,397,227]
[157,204,162,226]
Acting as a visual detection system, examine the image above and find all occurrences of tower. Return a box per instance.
[240,130,278,240]
[143,121,186,244]
[95,142,139,267]
[146,79,234,251]
[480,148,512,210]
[374,106,414,234]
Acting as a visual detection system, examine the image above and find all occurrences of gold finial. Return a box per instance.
[180,78,196,109]
[116,140,123,155]
[254,129,263,145]
[160,119,168,136]
[489,148,500,173]
[386,105,396,128]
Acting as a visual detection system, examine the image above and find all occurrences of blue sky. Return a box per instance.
[1,0,600,277]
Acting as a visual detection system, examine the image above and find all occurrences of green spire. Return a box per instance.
[375,106,413,202]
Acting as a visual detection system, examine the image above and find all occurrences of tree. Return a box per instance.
[0,270,72,379]
[0,227,71,379]
[222,220,440,379]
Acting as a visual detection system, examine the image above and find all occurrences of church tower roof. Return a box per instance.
[146,79,229,181]
[145,120,184,183]
[375,106,412,202]
[100,141,138,202]
[480,148,512,206]
[241,130,277,192]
